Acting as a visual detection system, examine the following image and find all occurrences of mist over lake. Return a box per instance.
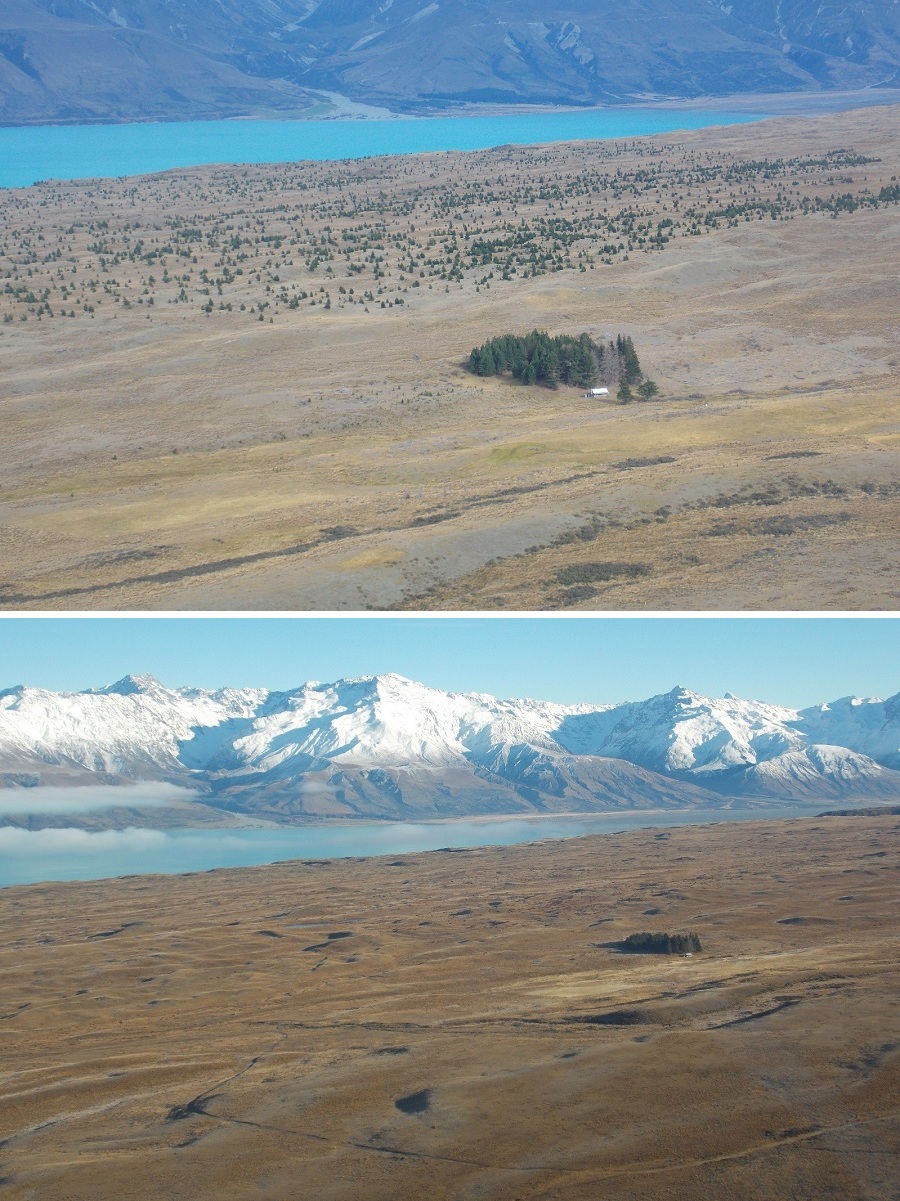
[0,804,819,887]
[0,108,763,188]
[0,784,198,816]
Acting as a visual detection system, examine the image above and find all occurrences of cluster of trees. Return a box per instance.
[468,329,659,400]
[468,330,602,388]
[620,931,703,954]
[614,333,658,402]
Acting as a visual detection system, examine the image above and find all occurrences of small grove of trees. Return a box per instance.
[469,330,601,389]
[615,334,659,403]
[468,329,659,400]
[620,931,702,954]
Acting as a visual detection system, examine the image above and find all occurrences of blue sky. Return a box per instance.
[0,616,896,708]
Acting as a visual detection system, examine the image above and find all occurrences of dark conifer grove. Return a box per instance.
[468,329,658,399]
[620,932,703,954]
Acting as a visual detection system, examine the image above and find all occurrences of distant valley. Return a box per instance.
[1,673,898,826]
[1,0,898,124]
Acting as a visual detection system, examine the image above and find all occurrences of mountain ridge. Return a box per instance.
[1,0,898,125]
[1,674,898,824]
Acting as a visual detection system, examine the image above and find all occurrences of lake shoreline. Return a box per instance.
[5,96,898,189]
[0,104,768,188]
[1,86,896,130]
[0,803,854,889]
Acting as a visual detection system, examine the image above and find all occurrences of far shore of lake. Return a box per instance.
[0,803,843,888]
[2,86,896,129]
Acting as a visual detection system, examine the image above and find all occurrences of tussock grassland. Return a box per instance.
[0,105,897,609]
[0,815,897,1200]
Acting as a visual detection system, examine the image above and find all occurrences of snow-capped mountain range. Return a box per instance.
[1,674,898,824]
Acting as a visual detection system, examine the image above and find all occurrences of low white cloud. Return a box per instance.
[0,806,816,890]
[300,779,336,796]
[0,825,169,856]
[0,825,288,886]
[0,783,198,816]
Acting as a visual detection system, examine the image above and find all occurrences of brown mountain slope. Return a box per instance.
[0,0,898,123]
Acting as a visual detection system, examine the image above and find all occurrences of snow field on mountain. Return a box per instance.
[0,673,897,808]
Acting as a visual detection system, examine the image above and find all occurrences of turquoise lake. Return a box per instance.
[0,108,764,188]
[0,805,816,887]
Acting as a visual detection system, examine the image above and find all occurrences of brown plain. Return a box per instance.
[0,106,898,610]
[0,816,898,1200]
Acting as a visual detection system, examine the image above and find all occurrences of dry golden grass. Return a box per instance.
[0,815,897,1200]
[0,105,897,609]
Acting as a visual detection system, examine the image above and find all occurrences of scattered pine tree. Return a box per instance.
[617,334,643,385]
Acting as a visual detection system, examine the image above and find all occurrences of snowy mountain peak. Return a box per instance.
[806,694,863,714]
[340,671,431,695]
[658,685,706,708]
[0,675,898,817]
[98,673,168,696]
